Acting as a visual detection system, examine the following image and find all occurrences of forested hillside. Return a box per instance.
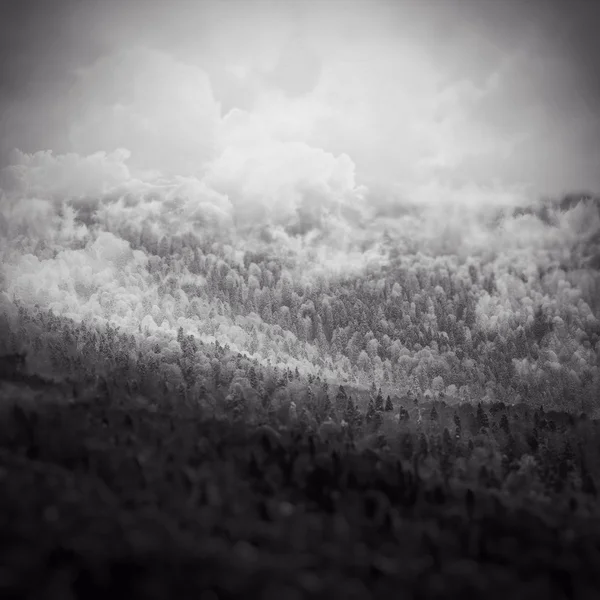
[1,175,599,417]
[2,0,600,595]
[1,173,600,596]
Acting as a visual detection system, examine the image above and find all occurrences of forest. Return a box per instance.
[3,0,600,595]
[1,169,600,597]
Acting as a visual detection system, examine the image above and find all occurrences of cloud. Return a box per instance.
[4,0,600,199]
[206,110,366,233]
[1,0,599,279]
[67,47,221,178]
[0,148,132,201]
[89,231,135,268]
[39,43,368,241]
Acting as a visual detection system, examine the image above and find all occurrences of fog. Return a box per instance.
[1,0,599,289]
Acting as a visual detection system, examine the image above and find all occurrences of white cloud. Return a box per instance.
[67,47,221,178]
[0,148,132,200]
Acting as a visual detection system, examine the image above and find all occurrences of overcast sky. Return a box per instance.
[1,0,599,205]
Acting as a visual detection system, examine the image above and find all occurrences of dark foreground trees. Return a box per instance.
[1,385,600,599]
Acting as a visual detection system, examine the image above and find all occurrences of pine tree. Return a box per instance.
[366,397,376,424]
[375,387,384,412]
[430,406,438,421]
[344,395,361,429]
[352,398,363,428]
[318,389,333,424]
[249,366,258,390]
[500,413,510,434]
[306,385,315,412]
[384,395,393,412]
[453,412,461,435]
[260,387,270,409]
[477,403,489,430]
[409,374,421,401]
[343,396,353,424]
[335,385,348,416]
[442,427,452,449]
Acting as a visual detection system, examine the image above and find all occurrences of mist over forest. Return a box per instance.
[0,144,599,413]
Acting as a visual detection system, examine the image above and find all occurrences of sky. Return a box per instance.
[1,0,599,206]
